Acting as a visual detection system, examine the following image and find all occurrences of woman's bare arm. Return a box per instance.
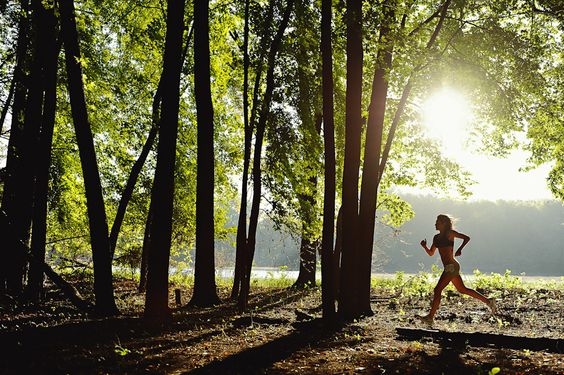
[453,230,470,256]
[420,239,436,256]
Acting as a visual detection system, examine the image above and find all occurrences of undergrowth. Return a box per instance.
[113,267,562,295]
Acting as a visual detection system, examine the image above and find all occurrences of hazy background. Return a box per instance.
[218,194,564,277]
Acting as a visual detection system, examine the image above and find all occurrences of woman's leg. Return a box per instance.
[426,272,454,319]
[451,276,490,305]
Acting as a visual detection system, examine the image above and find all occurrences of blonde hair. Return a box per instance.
[437,214,453,232]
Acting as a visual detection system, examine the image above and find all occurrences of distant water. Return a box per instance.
[209,267,563,283]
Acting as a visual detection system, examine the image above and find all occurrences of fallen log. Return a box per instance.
[395,327,562,353]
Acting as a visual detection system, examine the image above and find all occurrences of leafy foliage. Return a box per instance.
[0,0,563,285]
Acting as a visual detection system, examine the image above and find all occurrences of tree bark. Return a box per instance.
[27,0,60,301]
[338,0,363,321]
[293,236,318,288]
[190,0,221,307]
[143,0,185,322]
[357,0,396,316]
[320,0,337,322]
[138,24,193,293]
[138,201,153,293]
[60,0,118,316]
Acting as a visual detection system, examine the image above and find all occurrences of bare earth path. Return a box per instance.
[0,280,562,374]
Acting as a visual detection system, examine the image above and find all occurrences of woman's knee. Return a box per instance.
[456,285,469,294]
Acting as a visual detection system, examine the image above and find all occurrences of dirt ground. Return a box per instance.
[0,279,562,374]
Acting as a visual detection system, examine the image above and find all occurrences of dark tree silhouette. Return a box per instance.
[320,0,337,322]
[60,0,118,316]
[143,0,185,322]
[338,0,363,320]
[137,25,193,293]
[1,0,32,296]
[190,0,221,307]
[356,0,395,316]
[27,0,60,301]
[231,0,274,300]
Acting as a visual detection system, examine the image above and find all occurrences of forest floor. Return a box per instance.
[0,277,562,374]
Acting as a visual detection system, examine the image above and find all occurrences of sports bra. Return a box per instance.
[433,233,454,248]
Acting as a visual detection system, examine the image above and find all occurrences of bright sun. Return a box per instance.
[422,88,473,155]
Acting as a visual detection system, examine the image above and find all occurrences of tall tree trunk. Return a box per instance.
[190,0,221,307]
[357,0,396,316]
[231,0,251,300]
[17,0,49,298]
[320,0,337,322]
[238,0,295,311]
[1,0,31,296]
[143,0,185,322]
[60,0,117,316]
[231,0,274,300]
[137,24,194,293]
[338,0,363,321]
[27,0,60,302]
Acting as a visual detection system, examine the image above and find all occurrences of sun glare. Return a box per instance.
[422,88,473,155]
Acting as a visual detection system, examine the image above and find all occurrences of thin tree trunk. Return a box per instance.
[143,0,185,322]
[239,0,295,311]
[320,0,337,322]
[231,0,251,300]
[190,0,221,307]
[232,0,274,300]
[60,0,117,316]
[109,92,160,259]
[27,1,60,301]
[138,24,194,293]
